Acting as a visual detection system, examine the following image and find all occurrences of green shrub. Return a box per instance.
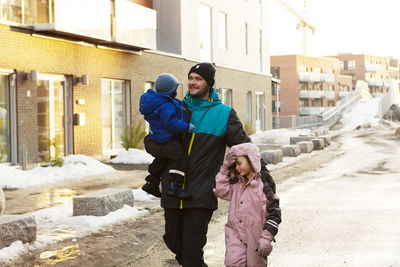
[121,121,147,150]
[244,121,255,136]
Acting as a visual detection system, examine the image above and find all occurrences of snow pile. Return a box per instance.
[250,128,311,144]
[0,155,115,189]
[108,148,154,164]
[340,97,381,132]
[0,189,158,264]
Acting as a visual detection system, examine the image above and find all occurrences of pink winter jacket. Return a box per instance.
[214,143,268,266]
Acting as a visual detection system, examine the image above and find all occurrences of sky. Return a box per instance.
[268,0,400,58]
[1,91,399,264]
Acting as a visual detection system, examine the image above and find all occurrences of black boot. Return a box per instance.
[166,170,191,199]
[142,175,161,198]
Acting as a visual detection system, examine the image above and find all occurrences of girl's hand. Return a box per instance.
[256,230,274,257]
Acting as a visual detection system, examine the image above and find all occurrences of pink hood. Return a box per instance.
[228,143,261,173]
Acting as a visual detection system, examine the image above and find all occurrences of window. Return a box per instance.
[256,92,265,132]
[313,83,322,90]
[300,99,308,107]
[311,99,322,107]
[298,66,306,72]
[272,101,280,112]
[244,22,249,55]
[1,0,37,24]
[299,82,308,90]
[0,75,10,163]
[347,60,356,70]
[271,67,280,79]
[272,82,280,95]
[221,88,233,107]
[328,100,335,107]
[328,85,334,91]
[102,79,130,153]
[199,3,212,62]
[247,91,252,122]
[218,11,228,49]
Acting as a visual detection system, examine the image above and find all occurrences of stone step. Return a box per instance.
[290,136,314,145]
[281,145,301,157]
[255,143,282,152]
[0,214,37,249]
[319,135,331,146]
[311,138,325,150]
[73,188,134,216]
[296,141,314,153]
[261,150,283,164]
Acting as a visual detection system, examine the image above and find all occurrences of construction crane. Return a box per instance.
[273,0,316,56]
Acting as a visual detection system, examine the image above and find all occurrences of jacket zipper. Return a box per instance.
[180,132,196,209]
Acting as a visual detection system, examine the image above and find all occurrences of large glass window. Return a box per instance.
[246,91,252,122]
[218,11,227,49]
[0,75,10,163]
[221,88,233,107]
[37,77,65,161]
[102,79,129,153]
[256,92,265,132]
[1,0,50,24]
[199,3,212,62]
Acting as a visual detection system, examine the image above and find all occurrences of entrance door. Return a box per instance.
[37,74,72,161]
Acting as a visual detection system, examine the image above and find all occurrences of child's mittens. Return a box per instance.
[188,123,196,133]
[220,152,236,175]
[256,230,274,257]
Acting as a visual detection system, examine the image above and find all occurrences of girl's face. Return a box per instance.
[235,156,253,177]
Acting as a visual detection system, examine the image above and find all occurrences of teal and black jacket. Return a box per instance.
[161,89,250,210]
[160,89,281,235]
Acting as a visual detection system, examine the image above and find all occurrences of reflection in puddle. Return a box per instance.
[34,188,77,210]
[36,244,80,265]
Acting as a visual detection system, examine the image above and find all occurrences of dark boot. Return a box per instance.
[142,175,161,198]
[166,170,191,199]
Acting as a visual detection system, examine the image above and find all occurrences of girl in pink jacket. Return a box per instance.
[214,143,275,267]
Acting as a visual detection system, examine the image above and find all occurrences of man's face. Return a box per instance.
[188,72,210,99]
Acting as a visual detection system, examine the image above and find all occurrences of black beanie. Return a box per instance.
[188,62,216,88]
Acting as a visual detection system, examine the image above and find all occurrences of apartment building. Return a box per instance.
[0,0,271,167]
[153,0,272,132]
[270,55,352,118]
[334,53,400,95]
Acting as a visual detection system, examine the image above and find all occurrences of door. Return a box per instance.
[37,74,72,161]
[0,73,10,163]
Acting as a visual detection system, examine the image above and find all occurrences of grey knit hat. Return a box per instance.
[155,73,179,94]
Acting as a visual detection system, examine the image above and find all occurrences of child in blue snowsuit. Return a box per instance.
[139,73,194,199]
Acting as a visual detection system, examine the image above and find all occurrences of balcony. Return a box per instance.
[299,90,335,99]
[30,0,156,50]
[298,72,335,82]
[365,64,383,72]
[299,107,329,115]
[339,91,350,97]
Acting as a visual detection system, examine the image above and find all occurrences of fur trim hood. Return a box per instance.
[229,143,261,173]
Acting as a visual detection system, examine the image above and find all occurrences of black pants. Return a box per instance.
[144,135,187,178]
[163,208,213,267]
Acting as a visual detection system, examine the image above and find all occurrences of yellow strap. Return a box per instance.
[180,132,196,209]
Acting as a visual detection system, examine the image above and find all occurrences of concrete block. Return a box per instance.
[256,143,282,152]
[290,136,314,145]
[261,150,283,164]
[311,138,324,150]
[319,135,331,146]
[296,141,313,153]
[73,188,134,216]
[281,145,301,157]
[0,214,37,249]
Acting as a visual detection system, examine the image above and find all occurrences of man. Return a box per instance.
[160,62,281,266]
